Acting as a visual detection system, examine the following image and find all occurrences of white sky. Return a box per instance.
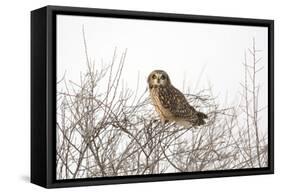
[57,14,268,123]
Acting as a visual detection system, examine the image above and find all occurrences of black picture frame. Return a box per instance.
[31,5,274,188]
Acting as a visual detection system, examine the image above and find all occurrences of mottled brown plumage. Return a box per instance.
[148,70,207,127]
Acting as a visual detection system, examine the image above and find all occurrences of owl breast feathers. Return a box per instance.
[148,70,207,128]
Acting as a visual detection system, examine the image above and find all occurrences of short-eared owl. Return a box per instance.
[148,70,207,127]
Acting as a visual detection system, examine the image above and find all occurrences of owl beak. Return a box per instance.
[157,78,160,84]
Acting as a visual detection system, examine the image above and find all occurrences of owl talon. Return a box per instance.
[161,119,169,125]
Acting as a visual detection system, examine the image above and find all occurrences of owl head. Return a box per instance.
[147,70,171,88]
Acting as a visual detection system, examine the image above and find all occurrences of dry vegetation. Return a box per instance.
[56,31,268,179]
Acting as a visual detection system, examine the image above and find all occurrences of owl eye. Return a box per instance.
[160,75,166,80]
[152,74,157,79]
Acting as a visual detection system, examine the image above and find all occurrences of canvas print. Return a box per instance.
[56,15,268,180]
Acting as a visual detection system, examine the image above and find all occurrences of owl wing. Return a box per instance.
[158,86,197,119]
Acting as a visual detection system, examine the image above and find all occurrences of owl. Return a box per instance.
[147,70,207,128]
